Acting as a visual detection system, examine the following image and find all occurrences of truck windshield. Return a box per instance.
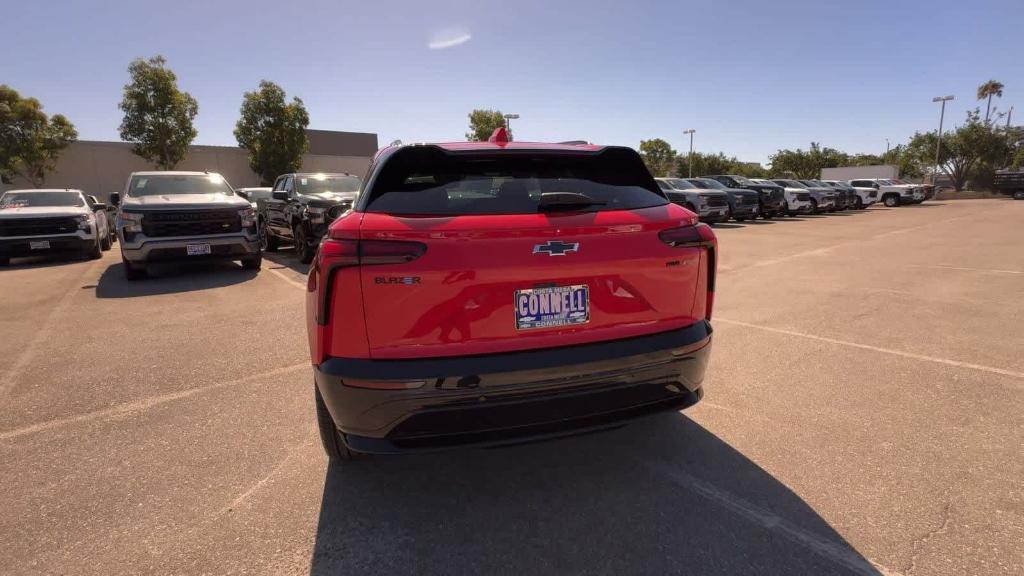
[365,147,666,215]
[295,175,361,195]
[127,174,234,197]
[730,175,754,185]
[692,179,727,190]
[0,191,84,208]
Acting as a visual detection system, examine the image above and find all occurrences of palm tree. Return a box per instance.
[976,80,1004,123]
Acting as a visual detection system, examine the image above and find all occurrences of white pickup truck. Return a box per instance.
[848,179,924,207]
[0,188,112,266]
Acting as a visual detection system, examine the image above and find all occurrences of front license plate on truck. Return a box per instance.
[29,240,50,250]
[186,243,211,256]
[515,285,589,330]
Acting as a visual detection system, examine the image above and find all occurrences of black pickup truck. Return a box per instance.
[258,172,362,263]
[994,170,1024,199]
[705,174,787,218]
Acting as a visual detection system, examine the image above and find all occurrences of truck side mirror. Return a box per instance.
[272,190,290,201]
[109,192,120,206]
[91,202,108,211]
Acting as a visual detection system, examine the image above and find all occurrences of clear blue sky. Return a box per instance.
[3,0,1021,164]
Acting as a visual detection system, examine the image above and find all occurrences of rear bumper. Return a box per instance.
[0,234,94,256]
[315,321,713,453]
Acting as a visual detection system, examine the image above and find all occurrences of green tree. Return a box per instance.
[768,147,817,178]
[976,79,1004,123]
[906,109,1009,191]
[639,138,677,177]
[118,55,198,169]
[0,85,78,187]
[234,81,310,186]
[674,151,733,177]
[465,109,509,141]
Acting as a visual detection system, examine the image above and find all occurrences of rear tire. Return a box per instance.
[123,257,147,280]
[315,384,361,461]
[100,232,112,251]
[883,194,900,207]
[855,197,864,209]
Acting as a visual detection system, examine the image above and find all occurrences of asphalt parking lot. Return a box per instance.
[1,199,1021,575]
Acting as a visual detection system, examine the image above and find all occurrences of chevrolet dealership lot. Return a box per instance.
[1,200,1022,575]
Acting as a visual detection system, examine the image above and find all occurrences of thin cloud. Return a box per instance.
[428,28,472,50]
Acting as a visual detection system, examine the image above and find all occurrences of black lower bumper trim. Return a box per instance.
[0,236,92,256]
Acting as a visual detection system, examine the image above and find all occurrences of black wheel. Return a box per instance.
[315,384,361,461]
[88,237,102,260]
[883,194,899,207]
[855,197,864,209]
[735,216,747,222]
[809,199,818,213]
[123,257,147,280]
[684,203,697,214]
[259,219,278,252]
[294,224,314,264]
[761,210,773,220]
[0,256,9,267]
[241,251,262,270]
[100,231,112,251]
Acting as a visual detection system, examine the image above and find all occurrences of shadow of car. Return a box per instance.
[309,414,881,575]
[95,261,257,298]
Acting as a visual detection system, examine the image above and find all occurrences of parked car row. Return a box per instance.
[0,188,116,266]
[654,175,930,223]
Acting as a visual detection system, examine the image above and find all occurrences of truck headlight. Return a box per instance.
[76,214,93,231]
[305,206,327,223]
[119,212,143,233]
[238,207,256,227]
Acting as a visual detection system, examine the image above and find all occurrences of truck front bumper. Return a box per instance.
[0,234,95,257]
[315,322,713,453]
[119,232,259,264]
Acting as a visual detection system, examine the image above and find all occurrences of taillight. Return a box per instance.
[659,223,717,320]
[313,236,426,325]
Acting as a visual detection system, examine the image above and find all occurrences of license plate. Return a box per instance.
[515,284,589,330]
[29,240,50,250]
[186,243,212,256]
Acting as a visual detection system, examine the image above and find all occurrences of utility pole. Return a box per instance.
[503,113,519,136]
[683,129,696,177]
[931,95,954,185]
[1007,106,1014,128]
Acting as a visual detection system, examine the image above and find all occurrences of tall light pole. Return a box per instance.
[931,95,954,185]
[885,138,890,157]
[683,129,696,177]
[1007,106,1014,128]
[503,113,519,135]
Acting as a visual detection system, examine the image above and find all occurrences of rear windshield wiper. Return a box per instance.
[537,192,607,211]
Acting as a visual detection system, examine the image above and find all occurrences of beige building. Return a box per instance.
[2,129,378,202]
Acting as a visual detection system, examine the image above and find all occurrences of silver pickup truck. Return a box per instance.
[110,171,260,280]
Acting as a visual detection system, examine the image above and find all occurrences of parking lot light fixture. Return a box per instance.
[503,113,519,134]
[931,95,954,185]
[683,129,696,177]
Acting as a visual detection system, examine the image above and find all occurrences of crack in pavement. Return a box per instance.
[904,500,953,575]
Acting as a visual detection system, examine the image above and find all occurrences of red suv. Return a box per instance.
[306,129,717,459]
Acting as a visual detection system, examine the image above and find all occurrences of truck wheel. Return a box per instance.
[809,199,818,213]
[88,237,102,260]
[123,257,147,280]
[855,197,864,209]
[0,256,9,267]
[315,384,362,461]
[883,194,899,207]
[259,219,278,252]
[241,251,262,271]
[100,232,112,251]
[295,225,315,264]
[684,203,696,214]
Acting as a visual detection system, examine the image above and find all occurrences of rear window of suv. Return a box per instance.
[364,147,667,215]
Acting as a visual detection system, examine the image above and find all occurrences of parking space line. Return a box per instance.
[266,266,307,290]
[908,264,1022,275]
[0,259,104,400]
[716,318,1024,382]
[642,458,900,576]
[0,363,308,442]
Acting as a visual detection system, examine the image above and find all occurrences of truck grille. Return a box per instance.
[141,210,242,238]
[0,217,79,238]
[739,194,758,205]
[796,192,811,201]
[702,195,728,208]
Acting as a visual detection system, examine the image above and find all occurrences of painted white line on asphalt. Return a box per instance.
[716,318,1024,382]
[0,363,308,442]
[0,258,104,400]
[266,266,307,289]
[909,264,1023,275]
[643,459,901,576]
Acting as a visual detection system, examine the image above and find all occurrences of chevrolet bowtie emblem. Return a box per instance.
[533,240,579,256]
